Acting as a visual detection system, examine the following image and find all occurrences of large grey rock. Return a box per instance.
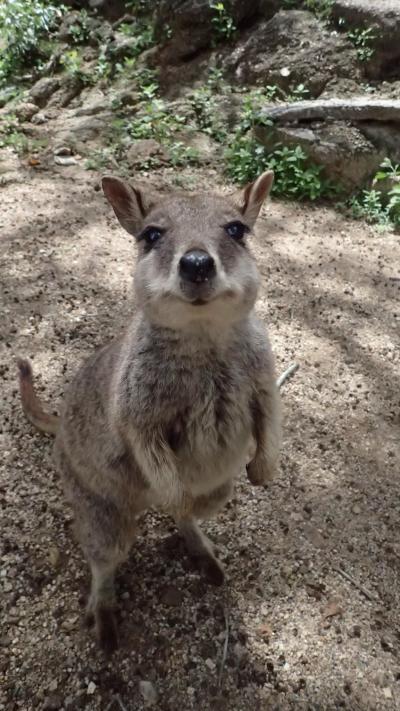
[259,98,400,124]
[360,122,400,163]
[255,120,385,190]
[155,0,261,62]
[52,111,113,147]
[47,76,84,109]
[29,77,61,107]
[332,0,400,79]
[222,10,360,96]
[126,139,170,167]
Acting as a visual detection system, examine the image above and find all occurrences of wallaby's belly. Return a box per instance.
[174,394,253,498]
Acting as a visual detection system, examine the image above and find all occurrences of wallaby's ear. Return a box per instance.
[240,170,274,227]
[102,175,156,236]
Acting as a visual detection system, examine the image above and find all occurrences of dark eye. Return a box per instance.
[139,226,164,248]
[224,221,248,240]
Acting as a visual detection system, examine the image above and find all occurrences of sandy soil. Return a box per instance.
[1,160,399,711]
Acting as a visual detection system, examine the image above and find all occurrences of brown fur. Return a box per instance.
[17,171,281,652]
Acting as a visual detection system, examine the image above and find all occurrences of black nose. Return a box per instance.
[179,250,216,283]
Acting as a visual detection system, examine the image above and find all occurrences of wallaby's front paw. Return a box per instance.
[246,457,277,486]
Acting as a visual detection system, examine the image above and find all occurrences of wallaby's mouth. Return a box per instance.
[191,298,207,306]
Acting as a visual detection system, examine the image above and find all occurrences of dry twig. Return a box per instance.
[217,607,230,688]
[276,362,299,389]
[333,565,380,602]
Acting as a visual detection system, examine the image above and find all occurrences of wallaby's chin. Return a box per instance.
[141,287,257,332]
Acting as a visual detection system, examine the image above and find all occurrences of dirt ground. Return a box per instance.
[1,159,399,711]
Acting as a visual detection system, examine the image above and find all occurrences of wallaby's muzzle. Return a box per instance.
[179,249,216,284]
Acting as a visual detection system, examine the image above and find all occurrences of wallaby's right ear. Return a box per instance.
[102,176,155,236]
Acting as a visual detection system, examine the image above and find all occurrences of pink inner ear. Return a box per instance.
[241,182,253,214]
[253,174,273,204]
[102,177,132,212]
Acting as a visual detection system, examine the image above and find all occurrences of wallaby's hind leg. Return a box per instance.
[60,459,138,653]
[178,519,225,586]
[85,556,120,654]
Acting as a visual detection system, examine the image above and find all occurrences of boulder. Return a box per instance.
[332,0,400,79]
[47,76,84,109]
[13,102,39,122]
[255,120,385,190]
[29,77,61,107]
[126,139,170,167]
[174,130,219,163]
[360,123,400,163]
[155,0,261,62]
[222,10,360,96]
[52,111,113,148]
[258,98,400,124]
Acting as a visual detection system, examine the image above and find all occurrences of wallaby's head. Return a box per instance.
[102,172,274,331]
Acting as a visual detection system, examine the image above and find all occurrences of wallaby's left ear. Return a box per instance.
[240,170,274,227]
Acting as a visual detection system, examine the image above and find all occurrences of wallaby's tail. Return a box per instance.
[17,358,59,435]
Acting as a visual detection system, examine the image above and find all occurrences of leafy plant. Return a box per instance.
[69,9,91,44]
[347,160,400,229]
[348,190,390,225]
[222,81,336,199]
[0,0,64,86]
[111,20,155,59]
[373,157,400,182]
[168,142,201,167]
[60,49,91,84]
[347,26,376,62]
[303,0,333,22]
[188,85,227,143]
[0,112,46,154]
[225,136,337,200]
[210,1,236,43]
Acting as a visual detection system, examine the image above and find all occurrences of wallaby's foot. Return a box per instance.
[178,518,225,586]
[85,598,119,653]
[96,606,119,655]
[86,558,120,653]
[193,550,225,586]
[246,455,277,486]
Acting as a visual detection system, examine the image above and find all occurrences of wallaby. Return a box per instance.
[17,170,282,653]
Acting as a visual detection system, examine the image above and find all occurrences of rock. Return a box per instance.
[155,0,261,62]
[47,76,84,109]
[42,695,62,710]
[107,31,141,60]
[53,146,72,156]
[74,96,111,116]
[222,10,360,96]
[174,131,218,163]
[259,98,400,125]
[53,112,113,146]
[62,0,126,22]
[332,0,400,79]
[255,120,385,190]
[57,10,101,43]
[14,102,39,121]
[160,584,184,606]
[139,680,158,706]
[88,0,127,22]
[29,77,61,108]
[361,122,400,163]
[87,681,96,695]
[0,87,18,108]
[54,156,79,166]
[126,139,170,167]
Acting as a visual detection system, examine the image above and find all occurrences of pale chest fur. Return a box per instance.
[120,327,257,499]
